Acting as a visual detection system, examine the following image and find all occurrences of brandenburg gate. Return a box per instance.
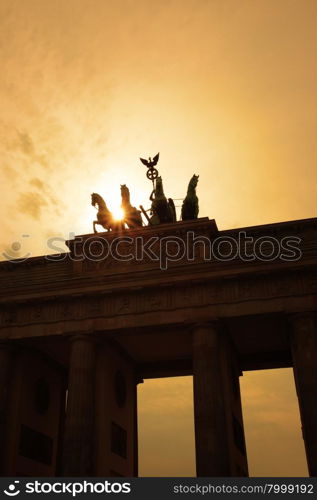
[0,215,316,477]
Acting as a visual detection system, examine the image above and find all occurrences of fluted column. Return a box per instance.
[193,322,231,476]
[62,335,96,476]
[290,313,317,476]
[0,342,12,475]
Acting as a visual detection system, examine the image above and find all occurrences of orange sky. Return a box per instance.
[1,0,316,475]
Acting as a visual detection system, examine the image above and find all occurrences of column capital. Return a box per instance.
[191,319,221,332]
[191,320,223,347]
[67,333,98,344]
[288,310,316,320]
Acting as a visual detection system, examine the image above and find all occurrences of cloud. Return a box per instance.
[30,177,60,208]
[17,191,47,220]
[16,177,62,220]
[30,178,45,189]
[17,131,35,156]
[15,130,50,170]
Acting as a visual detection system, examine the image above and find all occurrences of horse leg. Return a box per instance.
[93,221,98,233]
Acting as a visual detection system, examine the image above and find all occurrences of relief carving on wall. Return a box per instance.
[0,270,314,331]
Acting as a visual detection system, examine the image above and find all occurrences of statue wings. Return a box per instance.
[140,157,149,166]
[152,152,159,165]
[140,152,160,167]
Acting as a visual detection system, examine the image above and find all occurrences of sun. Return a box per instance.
[100,189,125,220]
[112,207,124,220]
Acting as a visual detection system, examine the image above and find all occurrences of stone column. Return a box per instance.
[192,322,231,476]
[133,377,144,477]
[62,335,96,476]
[132,377,140,477]
[290,313,317,477]
[0,342,12,475]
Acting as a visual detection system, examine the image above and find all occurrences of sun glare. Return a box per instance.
[85,176,148,232]
[112,207,124,220]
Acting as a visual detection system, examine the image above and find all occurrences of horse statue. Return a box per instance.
[91,193,123,233]
[181,174,199,220]
[120,184,143,228]
[149,176,176,225]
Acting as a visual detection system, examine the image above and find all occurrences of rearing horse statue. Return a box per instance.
[120,184,143,228]
[91,193,123,232]
[149,176,176,225]
[181,174,199,220]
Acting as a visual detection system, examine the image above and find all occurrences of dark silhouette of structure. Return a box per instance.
[0,217,316,477]
[140,152,160,183]
[181,174,199,221]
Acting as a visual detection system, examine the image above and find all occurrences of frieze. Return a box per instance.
[144,290,166,311]
[116,294,134,315]
[0,270,315,331]
[309,276,317,292]
[1,308,18,326]
[86,296,104,316]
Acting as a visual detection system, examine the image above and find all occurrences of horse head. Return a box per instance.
[120,184,130,198]
[120,184,131,209]
[190,174,199,189]
[155,176,164,195]
[91,192,107,210]
[91,192,98,207]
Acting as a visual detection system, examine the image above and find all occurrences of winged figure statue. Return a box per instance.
[139,153,160,169]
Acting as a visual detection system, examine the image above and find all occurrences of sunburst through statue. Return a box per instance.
[90,154,199,233]
[112,207,124,221]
